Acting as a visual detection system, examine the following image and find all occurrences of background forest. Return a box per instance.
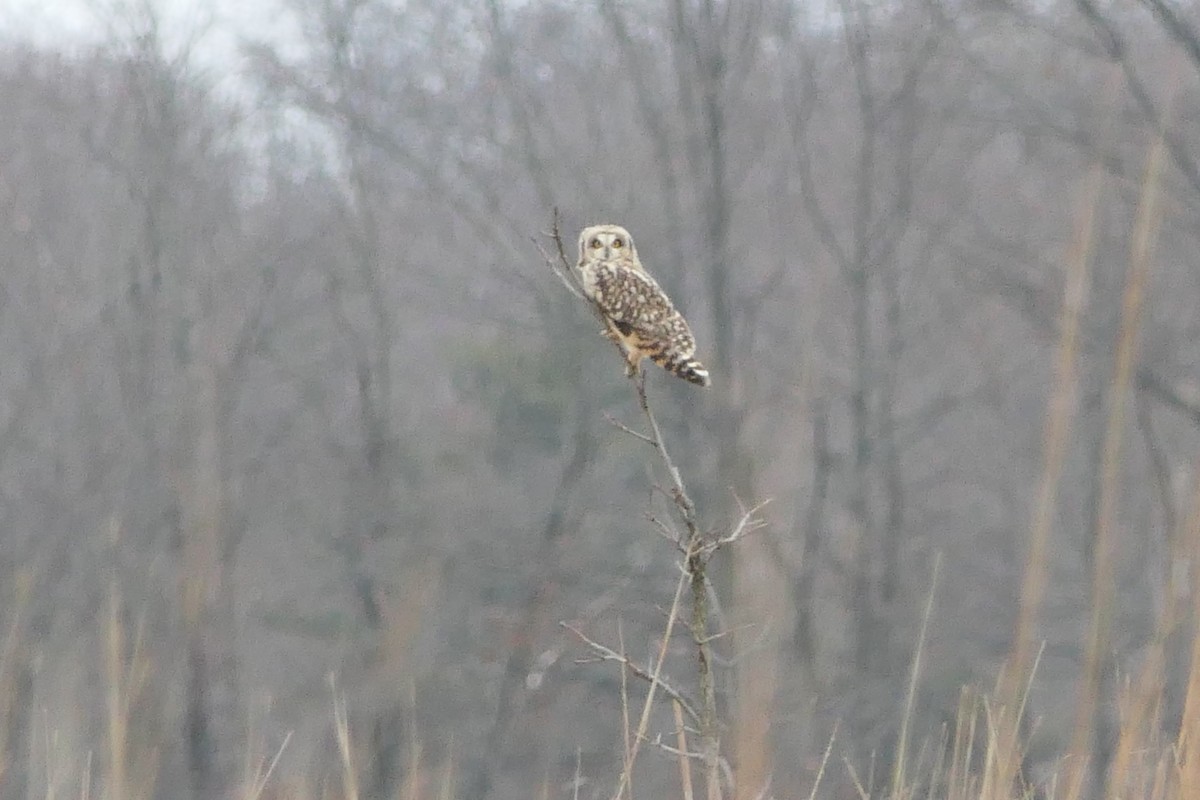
[3,0,1200,798]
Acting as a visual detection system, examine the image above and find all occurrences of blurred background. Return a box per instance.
[2,0,1200,797]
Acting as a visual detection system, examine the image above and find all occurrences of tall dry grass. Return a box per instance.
[3,81,1200,800]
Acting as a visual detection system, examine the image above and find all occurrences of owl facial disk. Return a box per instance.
[579,225,634,261]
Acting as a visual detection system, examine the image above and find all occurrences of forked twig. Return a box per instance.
[604,412,656,445]
[534,237,585,301]
[562,622,703,727]
[534,208,585,300]
[703,498,771,556]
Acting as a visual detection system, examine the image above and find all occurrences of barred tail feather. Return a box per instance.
[651,351,711,387]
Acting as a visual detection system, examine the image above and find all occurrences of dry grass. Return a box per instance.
[3,98,1200,800]
[15,518,1185,800]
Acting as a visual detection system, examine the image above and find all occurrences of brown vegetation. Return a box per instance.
[4,0,1200,797]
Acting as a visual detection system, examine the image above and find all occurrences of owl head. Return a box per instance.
[579,224,637,264]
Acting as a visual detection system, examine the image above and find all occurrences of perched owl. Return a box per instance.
[576,224,710,388]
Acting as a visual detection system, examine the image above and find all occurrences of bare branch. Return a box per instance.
[646,513,682,546]
[533,233,585,301]
[703,499,771,555]
[541,211,770,800]
[649,736,707,761]
[561,622,703,728]
[604,413,656,446]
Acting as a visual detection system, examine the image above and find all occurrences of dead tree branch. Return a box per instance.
[562,622,703,727]
[539,209,769,800]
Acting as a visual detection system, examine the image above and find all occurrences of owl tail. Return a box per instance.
[651,352,711,388]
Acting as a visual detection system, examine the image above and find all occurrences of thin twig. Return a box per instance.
[534,235,585,301]
[652,738,708,760]
[633,373,701,538]
[244,731,293,800]
[562,622,703,727]
[807,723,838,800]
[703,499,771,555]
[646,513,682,545]
[604,412,657,445]
[695,623,759,646]
[611,569,690,800]
[535,208,587,300]
[618,619,633,800]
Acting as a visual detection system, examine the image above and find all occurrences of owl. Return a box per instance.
[576,224,710,388]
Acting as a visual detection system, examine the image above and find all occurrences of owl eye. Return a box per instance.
[612,238,624,248]
[590,238,602,248]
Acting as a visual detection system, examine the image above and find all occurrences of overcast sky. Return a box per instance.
[3,0,298,72]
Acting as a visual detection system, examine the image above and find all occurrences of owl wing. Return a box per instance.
[588,260,710,386]
[591,263,694,347]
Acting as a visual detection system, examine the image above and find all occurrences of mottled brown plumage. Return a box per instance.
[576,224,710,387]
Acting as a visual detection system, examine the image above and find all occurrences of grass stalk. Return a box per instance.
[617,619,633,800]
[1066,68,1169,800]
[329,674,359,800]
[106,577,127,800]
[997,64,1123,798]
[891,553,942,799]
[675,700,695,800]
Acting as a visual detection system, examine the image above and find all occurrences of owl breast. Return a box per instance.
[579,262,600,298]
